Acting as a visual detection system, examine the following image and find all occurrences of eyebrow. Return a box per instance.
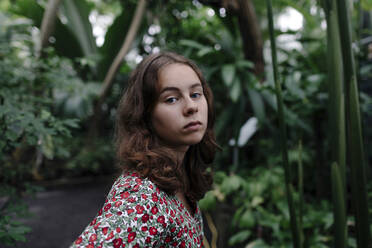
[159,83,202,95]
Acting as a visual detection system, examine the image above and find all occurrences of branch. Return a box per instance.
[205,211,218,248]
[98,0,147,103]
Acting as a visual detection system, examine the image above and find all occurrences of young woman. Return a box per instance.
[70,52,218,248]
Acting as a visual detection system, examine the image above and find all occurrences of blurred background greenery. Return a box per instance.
[0,0,371,247]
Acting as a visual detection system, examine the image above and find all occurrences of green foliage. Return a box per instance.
[200,167,336,247]
[0,11,86,245]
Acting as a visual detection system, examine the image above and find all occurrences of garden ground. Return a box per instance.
[2,176,115,248]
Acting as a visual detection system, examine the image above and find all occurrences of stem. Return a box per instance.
[265,1,301,247]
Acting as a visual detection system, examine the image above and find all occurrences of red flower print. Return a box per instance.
[106,231,114,240]
[128,232,136,243]
[93,222,100,230]
[151,206,158,215]
[151,193,158,202]
[157,215,165,224]
[149,227,157,235]
[72,174,206,248]
[74,237,82,244]
[142,213,149,223]
[121,191,130,199]
[90,218,96,226]
[89,234,97,242]
[104,203,111,212]
[113,238,123,248]
[180,240,186,248]
[135,205,144,214]
[133,184,139,192]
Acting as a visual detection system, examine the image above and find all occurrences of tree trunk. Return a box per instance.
[38,0,63,56]
[235,0,264,78]
[201,0,265,78]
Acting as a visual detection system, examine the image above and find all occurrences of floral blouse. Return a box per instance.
[70,172,204,248]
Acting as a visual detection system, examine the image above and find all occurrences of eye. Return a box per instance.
[191,92,202,99]
[165,97,177,103]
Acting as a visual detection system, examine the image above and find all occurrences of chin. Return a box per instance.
[184,134,205,145]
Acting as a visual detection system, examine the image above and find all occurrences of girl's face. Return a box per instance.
[151,63,208,152]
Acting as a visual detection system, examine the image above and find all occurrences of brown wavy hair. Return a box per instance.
[115,51,218,202]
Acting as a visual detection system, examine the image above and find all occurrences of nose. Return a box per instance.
[183,97,198,116]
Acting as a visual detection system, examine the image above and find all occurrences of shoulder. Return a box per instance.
[107,171,161,201]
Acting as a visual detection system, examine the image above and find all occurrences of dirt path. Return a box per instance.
[2,176,115,248]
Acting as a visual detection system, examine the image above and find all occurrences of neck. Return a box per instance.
[173,146,188,165]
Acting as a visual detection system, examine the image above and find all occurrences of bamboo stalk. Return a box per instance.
[335,0,371,247]
[323,0,348,246]
[265,1,301,247]
[331,162,347,248]
[297,139,304,246]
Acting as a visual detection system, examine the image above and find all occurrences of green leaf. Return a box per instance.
[61,0,97,57]
[179,39,205,50]
[228,230,251,246]
[230,77,241,103]
[236,60,254,69]
[198,191,216,211]
[197,47,214,57]
[239,209,255,228]
[220,174,241,195]
[41,134,54,159]
[247,89,266,122]
[251,196,264,207]
[221,64,236,87]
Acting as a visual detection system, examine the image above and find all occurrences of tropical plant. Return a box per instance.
[0,11,80,245]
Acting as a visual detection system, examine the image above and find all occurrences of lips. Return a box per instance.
[184,121,202,129]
